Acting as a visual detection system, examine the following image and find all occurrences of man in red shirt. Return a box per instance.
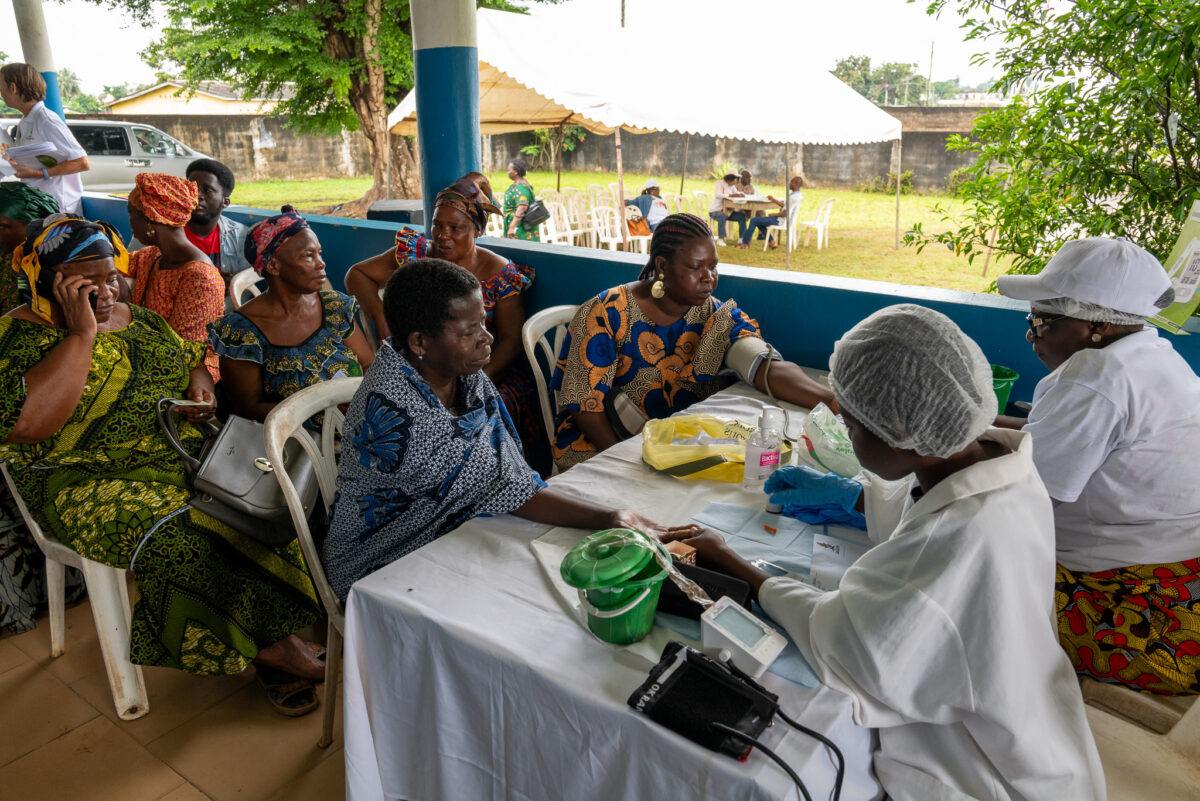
[184,158,251,284]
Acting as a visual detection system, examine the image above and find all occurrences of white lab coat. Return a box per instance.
[758,429,1105,801]
[1025,327,1200,571]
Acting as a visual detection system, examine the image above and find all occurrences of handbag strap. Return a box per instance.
[155,398,219,476]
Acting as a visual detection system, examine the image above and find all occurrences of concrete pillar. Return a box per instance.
[11,0,64,118]
[410,0,480,224]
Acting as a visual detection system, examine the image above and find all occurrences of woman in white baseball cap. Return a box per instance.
[997,236,1200,696]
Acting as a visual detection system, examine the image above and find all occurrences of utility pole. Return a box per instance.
[926,41,935,105]
[620,0,625,27]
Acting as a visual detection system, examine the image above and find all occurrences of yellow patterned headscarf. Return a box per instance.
[12,214,130,323]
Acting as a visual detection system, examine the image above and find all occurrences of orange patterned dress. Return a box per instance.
[127,247,224,380]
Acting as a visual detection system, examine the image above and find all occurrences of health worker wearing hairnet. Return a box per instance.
[665,304,1105,801]
[997,237,1200,696]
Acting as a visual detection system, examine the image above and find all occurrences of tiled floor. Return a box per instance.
[0,598,344,801]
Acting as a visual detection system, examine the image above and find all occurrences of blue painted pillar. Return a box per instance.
[11,0,65,118]
[410,0,480,223]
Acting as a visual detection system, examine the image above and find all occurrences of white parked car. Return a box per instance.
[64,120,214,191]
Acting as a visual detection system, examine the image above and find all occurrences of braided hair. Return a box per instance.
[639,213,714,280]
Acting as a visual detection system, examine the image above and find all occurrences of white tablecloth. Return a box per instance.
[342,387,882,801]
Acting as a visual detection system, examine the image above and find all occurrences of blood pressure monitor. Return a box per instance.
[700,596,788,680]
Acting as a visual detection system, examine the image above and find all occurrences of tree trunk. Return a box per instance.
[317,0,420,217]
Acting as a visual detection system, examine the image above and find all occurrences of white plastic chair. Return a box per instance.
[521,305,578,470]
[485,213,504,239]
[590,206,626,251]
[539,188,559,204]
[539,201,571,245]
[799,198,835,250]
[763,203,804,252]
[568,194,598,247]
[229,268,264,310]
[262,376,363,749]
[551,200,588,247]
[1,463,148,721]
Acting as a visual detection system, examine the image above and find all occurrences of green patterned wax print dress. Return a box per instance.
[0,306,320,676]
[503,181,540,242]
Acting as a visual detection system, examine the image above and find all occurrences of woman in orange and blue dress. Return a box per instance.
[551,213,835,472]
[346,173,544,453]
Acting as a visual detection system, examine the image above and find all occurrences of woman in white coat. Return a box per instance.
[665,304,1105,801]
[996,236,1200,695]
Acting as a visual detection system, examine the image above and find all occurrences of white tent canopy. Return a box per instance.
[389,8,901,145]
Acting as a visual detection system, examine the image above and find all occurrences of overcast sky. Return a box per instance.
[0,0,996,96]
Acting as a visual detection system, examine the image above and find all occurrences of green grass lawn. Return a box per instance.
[232,171,1003,294]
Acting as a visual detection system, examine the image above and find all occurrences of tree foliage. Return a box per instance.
[906,0,1200,280]
[833,56,930,105]
[89,0,558,211]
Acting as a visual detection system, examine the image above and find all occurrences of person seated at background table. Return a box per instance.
[502,157,540,242]
[738,175,803,249]
[550,213,834,472]
[624,178,670,231]
[664,304,1105,801]
[0,182,57,312]
[708,173,746,245]
[345,173,544,453]
[739,169,756,196]
[995,236,1200,695]
[322,258,667,603]
[126,172,225,380]
[0,216,326,714]
[209,206,374,423]
[0,63,90,215]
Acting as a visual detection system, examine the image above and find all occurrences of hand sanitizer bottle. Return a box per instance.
[744,407,784,492]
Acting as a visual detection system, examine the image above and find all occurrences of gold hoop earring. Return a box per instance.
[651,276,666,299]
[1090,333,1102,343]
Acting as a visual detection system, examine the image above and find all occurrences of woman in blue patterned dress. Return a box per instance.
[551,214,836,471]
[345,174,543,451]
[209,206,375,421]
[324,258,670,602]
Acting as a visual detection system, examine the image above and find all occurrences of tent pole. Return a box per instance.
[785,142,791,269]
[680,132,689,195]
[556,124,564,192]
[893,138,902,249]
[616,128,629,250]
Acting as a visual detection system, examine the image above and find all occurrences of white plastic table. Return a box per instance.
[342,386,882,801]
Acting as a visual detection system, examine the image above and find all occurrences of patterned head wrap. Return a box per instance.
[0,182,59,224]
[127,172,199,227]
[244,205,310,274]
[12,214,130,324]
[434,172,501,233]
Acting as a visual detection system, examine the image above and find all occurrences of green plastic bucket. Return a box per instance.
[991,365,1019,412]
[560,528,668,644]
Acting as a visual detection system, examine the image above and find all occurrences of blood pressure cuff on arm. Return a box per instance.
[627,641,778,759]
[725,336,782,386]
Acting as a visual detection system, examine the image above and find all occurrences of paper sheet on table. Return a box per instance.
[810,531,870,591]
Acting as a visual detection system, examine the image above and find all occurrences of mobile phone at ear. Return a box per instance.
[88,290,98,310]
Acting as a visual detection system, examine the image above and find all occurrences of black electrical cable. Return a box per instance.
[710,722,814,801]
[779,709,845,801]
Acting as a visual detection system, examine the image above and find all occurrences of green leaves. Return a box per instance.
[908,0,1200,281]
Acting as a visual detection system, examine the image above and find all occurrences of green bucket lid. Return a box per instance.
[560,528,656,590]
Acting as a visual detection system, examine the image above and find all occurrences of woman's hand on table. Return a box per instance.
[659,526,773,598]
[54,273,98,340]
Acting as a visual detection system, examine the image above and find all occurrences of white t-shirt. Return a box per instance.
[710,180,740,214]
[13,101,87,214]
[1026,327,1200,571]
[646,195,668,228]
[759,429,1105,801]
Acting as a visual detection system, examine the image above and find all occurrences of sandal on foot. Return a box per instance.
[256,665,319,717]
[305,641,327,663]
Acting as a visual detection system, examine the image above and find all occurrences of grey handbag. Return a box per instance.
[155,399,320,546]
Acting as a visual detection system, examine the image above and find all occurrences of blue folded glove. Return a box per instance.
[765,465,867,530]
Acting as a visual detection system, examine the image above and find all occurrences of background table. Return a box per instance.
[342,386,882,801]
[723,195,781,218]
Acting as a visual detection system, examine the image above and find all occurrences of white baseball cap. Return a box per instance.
[643,178,660,190]
[996,236,1171,317]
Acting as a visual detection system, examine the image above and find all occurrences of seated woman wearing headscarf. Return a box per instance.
[345,174,544,451]
[209,207,374,423]
[323,258,670,603]
[551,213,834,472]
[126,172,225,380]
[664,304,1105,801]
[996,237,1200,695]
[0,182,57,312]
[0,216,327,715]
